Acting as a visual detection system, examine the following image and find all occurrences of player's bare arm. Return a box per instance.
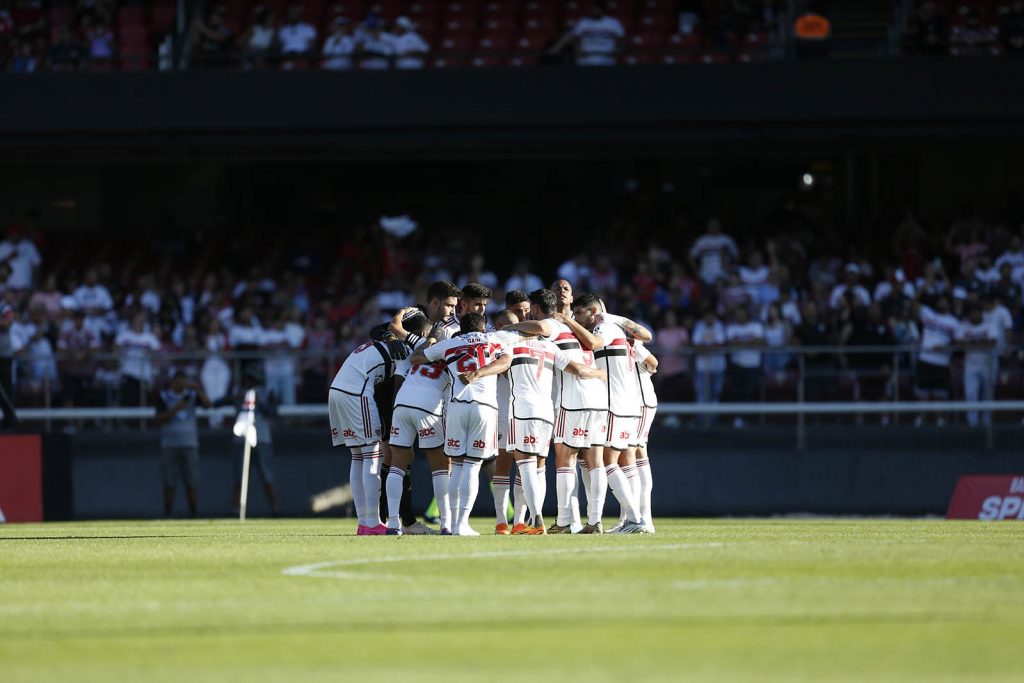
[643,353,659,374]
[564,361,607,382]
[458,353,512,385]
[408,349,431,366]
[597,312,653,342]
[553,312,605,351]
[505,320,551,338]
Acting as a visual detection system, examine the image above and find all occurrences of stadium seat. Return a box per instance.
[121,48,152,71]
[700,52,732,64]
[631,30,667,50]
[438,34,475,54]
[522,1,557,17]
[478,34,513,52]
[151,3,177,34]
[407,1,441,21]
[508,52,541,66]
[482,16,516,34]
[445,1,481,20]
[623,52,656,65]
[119,25,150,49]
[666,32,703,51]
[431,55,468,67]
[637,11,674,33]
[326,0,365,19]
[48,6,74,27]
[117,6,147,27]
[638,0,674,10]
[365,0,402,20]
[470,53,505,67]
[482,0,519,18]
[513,34,548,52]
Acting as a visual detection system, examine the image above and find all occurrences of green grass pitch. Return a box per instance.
[2,518,1023,682]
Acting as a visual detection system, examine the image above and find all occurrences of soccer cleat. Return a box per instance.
[547,523,572,534]
[619,521,648,534]
[365,524,388,536]
[440,528,453,536]
[644,521,656,534]
[605,521,626,535]
[386,528,403,536]
[495,523,511,535]
[454,525,480,537]
[510,523,532,535]
[402,521,439,535]
[525,525,547,535]
[579,522,604,534]
[356,524,368,536]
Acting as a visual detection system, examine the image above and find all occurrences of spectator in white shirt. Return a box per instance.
[692,307,726,425]
[549,1,625,66]
[955,305,998,426]
[391,16,429,69]
[725,307,765,426]
[505,260,544,294]
[277,3,317,60]
[356,16,394,70]
[0,225,42,291]
[829,263,872,310]
[115,311,162,406]
[228,307,264,351]
[261,313,302,405]
[689,218,739,285]
[915,297,959,426]
[995,235,1024,272]
[321,17,355,70]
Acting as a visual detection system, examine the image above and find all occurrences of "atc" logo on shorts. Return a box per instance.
[342,428,357,438]
[447,438,461,448]
[572,428,589,437]
[419,427,436,437]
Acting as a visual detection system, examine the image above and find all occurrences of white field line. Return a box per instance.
[282,542,726,581]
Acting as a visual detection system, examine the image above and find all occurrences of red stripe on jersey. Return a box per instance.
[554,333,576,341]
[608,338,629,347]
[512,347,556,359]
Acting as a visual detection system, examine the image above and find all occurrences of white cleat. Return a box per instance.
[619,520,648,534]
[402,521,440,535]
[606,521,626,535]
[644,521,656,534]
[569,521,584,534]
[454,525,480,536]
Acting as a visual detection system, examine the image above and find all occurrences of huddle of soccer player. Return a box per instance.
[328,278,659,535]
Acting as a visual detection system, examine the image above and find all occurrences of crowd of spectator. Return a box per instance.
[907,0,1024,57]
[2,189,1024,430]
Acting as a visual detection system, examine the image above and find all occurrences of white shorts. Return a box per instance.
[329,389,381,448]
[605,413,639,451]
[552,408,605,449]
[497,403,510,451]
[390,406,444,449]
[637,405,657,447]
[444,401,498,460]
[507,417,553,456]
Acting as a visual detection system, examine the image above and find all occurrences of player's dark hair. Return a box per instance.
[573,292,601,310]
[459,312,487,334]
[426,280,460,303]
[528,288,557,315]
[505,289,529,307]
[462,283,491,300]
[402,309,430,335]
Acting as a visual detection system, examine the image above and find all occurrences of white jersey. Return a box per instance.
[547,319,604,411]
[506,338,570,423]
[633,343,658,408]
[955,320,998,369]
[593,321,641,417]
[571,16,624,66]
[331,340,398,396]
[393,341,448,416]
[919,305,960,367]
[422,332,507,409]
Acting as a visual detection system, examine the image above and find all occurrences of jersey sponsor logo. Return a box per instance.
[418,427,436,437]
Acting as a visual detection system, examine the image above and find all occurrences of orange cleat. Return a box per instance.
[510,523,531,535]
[525,525,548,535]
[495,523,511,535]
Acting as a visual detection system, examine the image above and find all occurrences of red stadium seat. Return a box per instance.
[481,0,519,17]
[407,1,441,21]
[513,34,548,52]
[508,52,541,66]
[637,11,674,32]
[48,6,74,27]
[478,34,513,52]
[522,15,557,34]
[661,52,695,64]
[365,0,402,20]
[638,0,674,10]
[326,1,365,19]
[117,6,146,26]
[432,55,468,68]
[151,2,177,33]
[120,48,151,71]
[482,16,516,34]
[438,34,475,54]
[606,0,637,11]
[470,53,505,67]
[666,32,703,51]
[445,1,481,20]
[522,1,557,16]
[623,52,657,65]
[700,51,731,64]
[631,30,666,49]
[119,25,149,49]
[442,18,478,36]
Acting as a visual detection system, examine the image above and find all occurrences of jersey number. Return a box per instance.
[413,363,444,379]
[453,345,489,373]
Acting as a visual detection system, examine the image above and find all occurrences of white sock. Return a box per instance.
[515,459,541,524]
[620,464,639,524]
[450,460,463,515]
[361,445,383,527]
[569,465,581,527]
[385,467,405,529]
[588,465,608,525]
[513,475,529,524]
[432,469,451,531]
[456,459,482,533]
[536,465,547,518]
[555,467,574,526]
[492,474,511,524]
[350,455,366,526]
[637,458,653,526]
[606,464,640,523]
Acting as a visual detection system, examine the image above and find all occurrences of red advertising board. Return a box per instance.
[0,434,43,522]
[947,474,1024,520]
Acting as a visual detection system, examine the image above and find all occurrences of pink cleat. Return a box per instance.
[356,524,368,536]
[365,524,388,536]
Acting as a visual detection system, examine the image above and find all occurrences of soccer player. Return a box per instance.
[502,290,607,535]
[632,340,659,533]
[505,289,530,323]
[504,289,605,533]
[380,307,451,535]
[551,279,574,318]
[424,280,461,341]
[440,283,492,338]
[329,321,418,536]
[555,293,649,534]
[490,308,520,535]
[408,312,510,536]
